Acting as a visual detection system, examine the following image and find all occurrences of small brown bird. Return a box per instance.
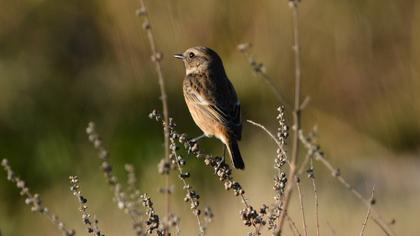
[174,46,244,169]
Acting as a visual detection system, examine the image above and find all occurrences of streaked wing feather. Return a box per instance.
[186,89,229,124]
[185,73,241,139]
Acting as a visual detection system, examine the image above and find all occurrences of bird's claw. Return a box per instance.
[189,134,206,144]
[216,156,225,171]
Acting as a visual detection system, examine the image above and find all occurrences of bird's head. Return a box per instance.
[174,46,224,75]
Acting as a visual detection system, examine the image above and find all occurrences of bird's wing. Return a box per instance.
[221,79,242,139]
[185,81,229,124]
[185,73,242,139]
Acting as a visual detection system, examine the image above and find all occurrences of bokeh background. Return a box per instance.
[1,0,419,235]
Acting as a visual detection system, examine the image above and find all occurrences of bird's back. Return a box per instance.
[183,71,241,140]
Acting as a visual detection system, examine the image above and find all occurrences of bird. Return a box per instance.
[174,46,244,169]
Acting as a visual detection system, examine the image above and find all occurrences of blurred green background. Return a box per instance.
[1,0,419,235]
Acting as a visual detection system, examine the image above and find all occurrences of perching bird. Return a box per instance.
[174,46,244,169]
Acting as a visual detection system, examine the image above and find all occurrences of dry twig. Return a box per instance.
[141,194,165,235]
[150,110,265,235]
[359,187,375,236]
[308,159,320,236]
[295,177,308,236]
[275,0,304,234]
[237,43,288,105]
[86,122,147,235]
[286,215,302,236]
[167,117,204,235]
[136,0,171,227]
[299,131,395,236]
[1,159,75,236]
[69,176,104,236]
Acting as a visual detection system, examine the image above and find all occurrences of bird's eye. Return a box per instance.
[188,52,195,58]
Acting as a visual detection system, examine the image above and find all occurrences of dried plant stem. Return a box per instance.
[276,0,303,234]
[86,122,147,235]
[1,159,75,236]
[125,164,148,235]
[286,215,302,236]
[247,120,282,147]
[137,0,171,226]
[359,187,375,236]
[141,194,165,235]
[246,119,288,161]
[152,112,207,235]
[295,177,308,236]
[319,156,392,236]
[287,222,297,236]
[297,153,310,175]
[309,160,320,236]
[150,110,265,234]
[299,132,395,236]
[247,112,291,234]
[239,193,264,236]
[171,145,204,234]
[69,176,105,236]
[237,43,288,105]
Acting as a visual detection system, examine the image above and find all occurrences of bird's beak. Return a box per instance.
[173,53,185,60]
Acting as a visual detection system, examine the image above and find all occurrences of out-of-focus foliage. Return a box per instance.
[0,0,419,235]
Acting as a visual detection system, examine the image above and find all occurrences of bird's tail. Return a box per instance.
[227,140,245,170]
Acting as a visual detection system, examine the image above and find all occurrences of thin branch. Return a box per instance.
[246,117,294,235]
[299,96,311,110]
[173,156,204,235]
[69,176,105,236]
[286,214,302,236]
[299,131,396,236]
[287,220,298,236]
[297,152,311,176]
[136,0,171,228]
[141,194,166,235]
[125,164,148,236]
[150,110,265,234]
[359,187,375,236]
[247,120,282,147]
[246,118,292,169]
[1,159,75,236]
[296,177,308,236]
[167,118,204,235]
[309,159,320,236]
[276,0,303,234]
[237,43,289,106]
[86,122,147,235]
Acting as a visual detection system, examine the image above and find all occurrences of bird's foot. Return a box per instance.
[190,134,206,143]
[216,156,225,171]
